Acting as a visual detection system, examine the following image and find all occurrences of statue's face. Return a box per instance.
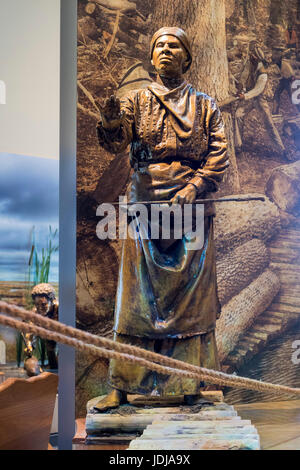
[34,295,52,316]
[151,35,188,77]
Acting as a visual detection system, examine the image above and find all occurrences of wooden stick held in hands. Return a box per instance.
[109,196,266,206]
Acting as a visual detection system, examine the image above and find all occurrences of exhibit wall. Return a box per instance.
[76,0,300,417]
[0,0,60,366]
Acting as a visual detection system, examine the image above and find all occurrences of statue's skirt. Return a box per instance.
[109,162,221,395]
[108,330,220,396]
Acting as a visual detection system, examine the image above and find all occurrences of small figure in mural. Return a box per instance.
[272,46,299,115]
[234,40,286,155]
[23,283,58,376]
[285,24,298,51]
[94,27,228,411]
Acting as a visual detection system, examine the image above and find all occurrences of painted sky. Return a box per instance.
[0,153,59,282]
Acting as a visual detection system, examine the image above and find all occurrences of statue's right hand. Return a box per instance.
[99,95,124,130]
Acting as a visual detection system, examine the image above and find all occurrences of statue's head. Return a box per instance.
[31,283,56,316]
[150,27,192,77]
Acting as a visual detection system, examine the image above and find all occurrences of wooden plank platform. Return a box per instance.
[84,393,260,450]
[74,398,300,450]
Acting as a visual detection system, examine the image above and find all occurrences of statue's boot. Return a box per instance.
[184,384,222,406]
[184,394,201,406]
[93,389,128,412]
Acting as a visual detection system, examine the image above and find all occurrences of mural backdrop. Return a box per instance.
[76,0,300,416]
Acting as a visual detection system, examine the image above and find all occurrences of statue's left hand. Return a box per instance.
[170,184,197,206]
[99,95,125,130]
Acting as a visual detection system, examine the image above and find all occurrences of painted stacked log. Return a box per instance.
[214,195,281,363]
[265,161,300,214]
[216,269,280,362]
[214,194,281,254]
[216,239,270,305]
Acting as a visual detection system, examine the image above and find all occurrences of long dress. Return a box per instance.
[97,80,228,396]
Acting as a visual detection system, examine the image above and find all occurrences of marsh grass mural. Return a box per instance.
[0,153,59,367]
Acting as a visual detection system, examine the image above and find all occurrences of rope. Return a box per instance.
[0,301,264,389]
[1,300,300,397]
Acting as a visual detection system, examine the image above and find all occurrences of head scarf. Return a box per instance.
[150,27,192,73]
[148,80,196,139]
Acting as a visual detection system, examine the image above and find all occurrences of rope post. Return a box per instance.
[59,0,77,451]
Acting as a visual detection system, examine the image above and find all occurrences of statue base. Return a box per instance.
[84,392,260,450]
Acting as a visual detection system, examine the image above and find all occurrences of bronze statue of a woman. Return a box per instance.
[94,27,228,411]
